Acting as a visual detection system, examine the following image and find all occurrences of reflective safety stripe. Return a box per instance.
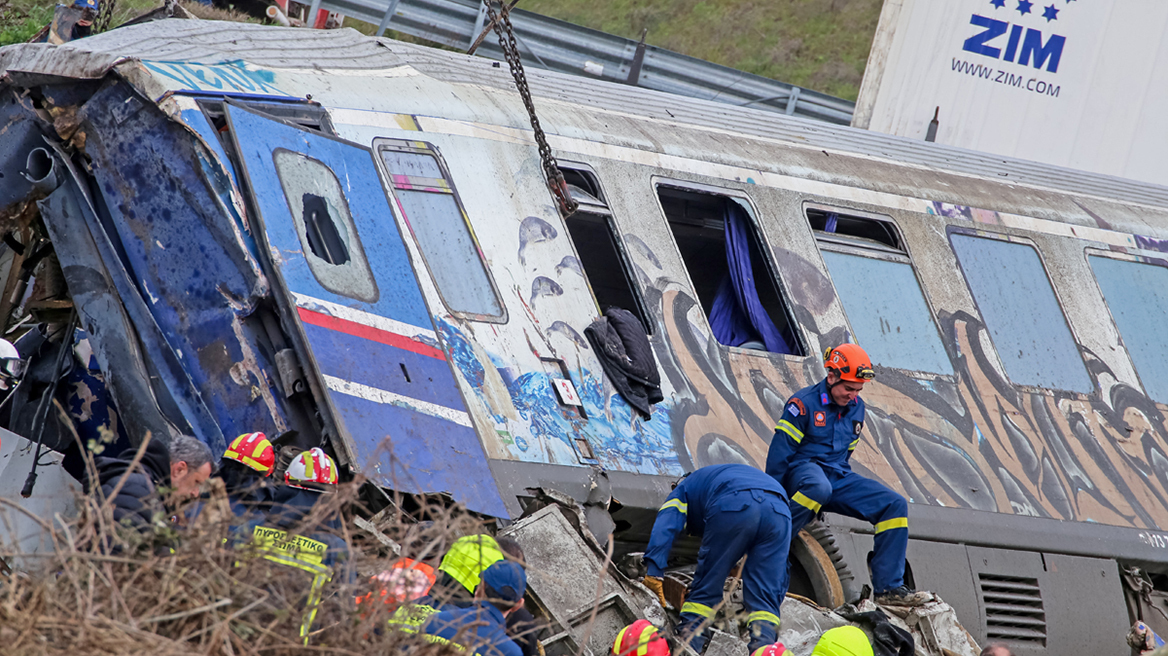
[746,610,780,626]
[848,438,860,451]
[388,603,440,633]
[424,634,468,651]
[875,517,908,533]
[659,499,688,514]
[250,525,329,570]
[636,624,656,656]
[680,601,714,618]
[776,420,804,444]
[793,491,822,513]
[241,454,270,471]
[613,626,631,653]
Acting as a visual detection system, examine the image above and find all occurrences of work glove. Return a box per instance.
[642,575,668,607]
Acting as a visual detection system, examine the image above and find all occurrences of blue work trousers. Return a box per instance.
[679,490,790,651]
[783,462,908,593]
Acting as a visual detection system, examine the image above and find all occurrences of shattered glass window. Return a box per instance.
[379,147,503,319]
[273,149,378,302]
[950,234,1090,392]
[821,251,951,375]
[1089,255,1168,402]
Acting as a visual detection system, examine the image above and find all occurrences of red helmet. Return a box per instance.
[824,344,875,383]
[223,432,276,476]
[752,644,791,656]
[285,447,338,487]
[612,620,670,656]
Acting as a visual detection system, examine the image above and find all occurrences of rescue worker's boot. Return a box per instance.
[675,613,712,653]
[747,619,780,654]
[874,585,934,606]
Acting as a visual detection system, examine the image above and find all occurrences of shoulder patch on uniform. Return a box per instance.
[814,411,827,427]
[853,420,863,435]
[787,398,805,416]
[820,392,830,405]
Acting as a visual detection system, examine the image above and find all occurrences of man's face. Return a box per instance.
[827,373,865,405]
[170,461,213,498]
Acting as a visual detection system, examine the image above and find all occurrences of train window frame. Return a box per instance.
[947,227,1093,395]
[1084,248,1168,403]
[372,138,508,324]
[558,162,655,335]
[271,148,379,303]
[805,203,953,378]
[652,176,806,358]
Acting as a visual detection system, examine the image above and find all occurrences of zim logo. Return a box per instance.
[963,14,1065,73]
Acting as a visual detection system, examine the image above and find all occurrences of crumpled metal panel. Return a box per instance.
[500,504,666,656]
[0,90,44,212]
[75,81,284,452]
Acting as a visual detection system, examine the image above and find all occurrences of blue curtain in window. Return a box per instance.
[708,203,792,354]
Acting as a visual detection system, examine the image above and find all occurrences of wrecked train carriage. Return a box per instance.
[3,20,1168,654]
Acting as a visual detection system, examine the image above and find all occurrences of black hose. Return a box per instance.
[21,311,76,498]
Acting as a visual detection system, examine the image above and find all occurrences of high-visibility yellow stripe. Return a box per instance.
[659,499,688,514]
[613,626,630,654]
[636,624,657,656]
[848,439,860,451]
[776,420,803,444]
[875,517,908,533]
[793,491,822,513]
[680,601,714,618]
[746,611,780,626]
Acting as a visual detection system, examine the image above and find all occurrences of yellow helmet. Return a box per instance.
[812,626,873,656]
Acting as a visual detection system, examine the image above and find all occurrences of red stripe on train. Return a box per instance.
[296,307,447,361]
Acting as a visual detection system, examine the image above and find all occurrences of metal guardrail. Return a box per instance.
[306,0,856,125]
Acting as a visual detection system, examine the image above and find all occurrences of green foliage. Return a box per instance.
[519,0,882,101]
[0,2,54,47]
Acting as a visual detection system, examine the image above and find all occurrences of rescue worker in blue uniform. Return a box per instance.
[767,344,930,606]
[422,560,527,656]
[642,464,791,655]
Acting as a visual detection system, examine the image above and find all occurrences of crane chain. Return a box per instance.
[486,0,578,218]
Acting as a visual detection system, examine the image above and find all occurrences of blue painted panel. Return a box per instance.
[335,394,508,516]
[302,321,467,410]
[225,104,507,516]
[1089,256,1168,403]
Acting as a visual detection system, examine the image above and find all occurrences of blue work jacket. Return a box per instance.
[423,600,522,656]
[643,464,787,578]
[766,379,866,484]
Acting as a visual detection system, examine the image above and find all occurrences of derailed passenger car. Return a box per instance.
[3,20,1168,654]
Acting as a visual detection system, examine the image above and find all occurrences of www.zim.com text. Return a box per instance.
[951,58,1061,97]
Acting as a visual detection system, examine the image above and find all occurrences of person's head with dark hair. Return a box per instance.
[497,535,525,565]
[980,644,1014,656]
[476,560,527,615]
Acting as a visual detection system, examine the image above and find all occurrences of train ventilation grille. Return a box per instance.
[979,574,1046,645]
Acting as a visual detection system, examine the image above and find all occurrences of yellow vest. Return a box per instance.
[438,534,505,593]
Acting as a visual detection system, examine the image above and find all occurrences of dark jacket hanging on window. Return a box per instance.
[584,308,663,419]
[708,203,792,354]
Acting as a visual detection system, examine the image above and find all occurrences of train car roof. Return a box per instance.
[4,20,1168,228]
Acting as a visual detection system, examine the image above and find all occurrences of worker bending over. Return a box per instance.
[767,344,929,605]
[643,464,791,655]
[422,560,528,656]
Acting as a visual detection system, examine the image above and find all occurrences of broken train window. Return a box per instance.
[272,149,378,303]
[560,165,653,334]
[810,205,951,375]
[656,183,804,355]
[376,140,504,321]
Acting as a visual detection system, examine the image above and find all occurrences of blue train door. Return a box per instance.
[224,103,507,517]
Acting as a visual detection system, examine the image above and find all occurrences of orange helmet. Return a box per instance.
[223,432,276,476]
[356,559,437,609]
[285,447,338,487]
[824,344,875,383]
[612,620,670,656]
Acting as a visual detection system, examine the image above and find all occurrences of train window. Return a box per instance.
[272,149,378,302]
[656,184,804,355]
[821,251,952,375]
[560,167,653,334]
[1089,255,1168,402]
[808,207,902,251]
[377,142,504,320]
[950,233,1091,393]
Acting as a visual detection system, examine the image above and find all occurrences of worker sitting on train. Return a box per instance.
[767,344,931,606]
